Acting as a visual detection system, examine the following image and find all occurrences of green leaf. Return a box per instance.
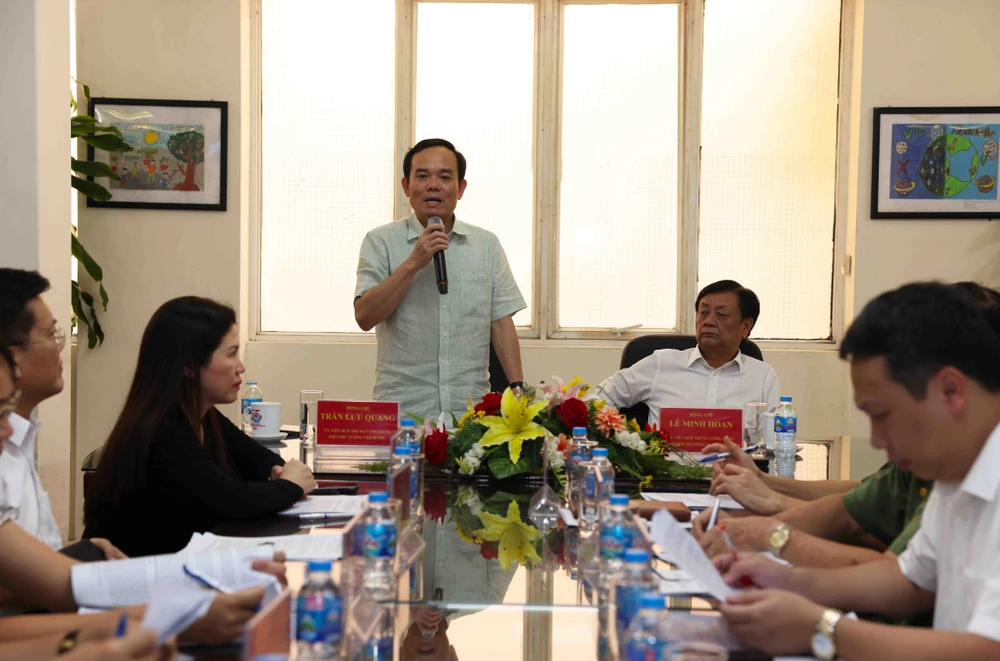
[83,83,91,100]
[71,233,105,281]
[71,124,123,137]
[71,115,98,124]
[71,175,112,201]
[98,282,109,310]
[81,133,132,152]
[487,450,535,479]
[70,283,97,349]
[71,158,120,180]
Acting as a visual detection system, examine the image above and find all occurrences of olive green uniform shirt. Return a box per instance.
[842,462,933,555]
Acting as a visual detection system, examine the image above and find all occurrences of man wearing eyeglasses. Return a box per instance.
[0,269,125,561]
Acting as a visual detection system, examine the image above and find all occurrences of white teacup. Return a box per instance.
[244,401,282,437]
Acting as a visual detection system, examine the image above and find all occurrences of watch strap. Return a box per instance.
[57,630,80,655]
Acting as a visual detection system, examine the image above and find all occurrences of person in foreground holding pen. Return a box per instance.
[713,282,1000,660]
[84,296,316,556]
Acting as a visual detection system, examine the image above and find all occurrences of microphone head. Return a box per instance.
[428,216,443,226]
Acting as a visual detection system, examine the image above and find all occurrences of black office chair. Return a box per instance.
[488,343,509,393]
[616,334,764,428]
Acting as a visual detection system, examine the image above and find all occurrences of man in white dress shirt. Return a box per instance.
[598,280,780,426]
[0,269,124,559]
[711,282,1000,661]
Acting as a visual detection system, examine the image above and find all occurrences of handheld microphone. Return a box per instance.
[428,216,448,294]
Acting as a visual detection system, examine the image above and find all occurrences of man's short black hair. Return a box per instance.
[953,281,1000,334]
[840,281,1000,398]
[0,343,14,376]
[0,268,51,347]
[695,280,761,329]
[403,138,467,182]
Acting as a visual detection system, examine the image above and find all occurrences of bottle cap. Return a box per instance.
[401,418,415,427]
[394,446,412,455]
[639,592,666,609]
[592,447,608,457]
[252,656,289,661]
[780,396,792,402]
[610,494,629,506]
[307,560,333,572]
[572,426,588,436]
[624,548,650,563]
[369,491,388,503]
[247,381,257,385]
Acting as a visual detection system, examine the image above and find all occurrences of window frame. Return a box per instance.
[249,0,853,349]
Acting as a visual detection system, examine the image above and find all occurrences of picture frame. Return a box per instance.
[871,106,1000,219]
[86,98,227,211]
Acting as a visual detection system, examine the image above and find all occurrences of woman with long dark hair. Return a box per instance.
[84,297,315,556]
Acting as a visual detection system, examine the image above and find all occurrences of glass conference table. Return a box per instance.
[201,439,782,661]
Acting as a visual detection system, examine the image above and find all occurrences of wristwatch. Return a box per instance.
[811,608,843,660]
[509,381,528,392]
[768,523,792,558]
[57,630,80,655]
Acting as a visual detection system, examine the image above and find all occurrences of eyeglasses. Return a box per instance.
[0,390,20,422]
[20,327,66,351]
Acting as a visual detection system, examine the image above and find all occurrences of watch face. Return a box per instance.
[811,632,834,660]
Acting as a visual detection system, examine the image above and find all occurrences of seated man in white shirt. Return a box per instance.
[598,280,780,426]
[712,282,1000,661]
[0,269,123,560]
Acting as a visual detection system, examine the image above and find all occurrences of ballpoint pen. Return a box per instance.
[706,497,722,532]
[115,611,128,638]
[719,524,754,587]
[183,564,233,594]
[298,512,355,522]
[698,444,761,463]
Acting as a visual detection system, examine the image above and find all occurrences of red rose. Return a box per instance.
[558,398,590,429]
[475,392,503,416]
[425,429,450,466]
[479,541,499,561]
[423,485,447,524]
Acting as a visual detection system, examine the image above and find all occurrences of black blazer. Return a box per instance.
[84,406,303,557]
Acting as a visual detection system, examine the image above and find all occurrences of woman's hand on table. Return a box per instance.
[277,459,316,494]
[251,551,288,588]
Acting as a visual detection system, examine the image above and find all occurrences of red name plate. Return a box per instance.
[317,400,399,446]
[660,407,742,452]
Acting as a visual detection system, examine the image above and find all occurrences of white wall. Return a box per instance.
[73,0,249,538]
[68,0,1000,533]
[0,0,75,541]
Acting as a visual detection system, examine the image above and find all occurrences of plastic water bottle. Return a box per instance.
[774,395,797,458]
[361,604,394,661]
[388,446,420,519]
[589,447,615,501]
[614,549,657,646]
[361,492,397,599]
[296,560,342,660]
[624,592,670,661]
[239,381,263,435]
[599,494,635,577]
[567,426,592,514]
[392,417,422,457]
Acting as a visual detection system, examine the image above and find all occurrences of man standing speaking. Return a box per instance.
[354,139,527,419]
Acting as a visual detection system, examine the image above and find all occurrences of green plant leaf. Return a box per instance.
[81,133,132,152]
[71,158,120,180]
[71,124,123,137]
[70,282,98,349]
[487,450,534,479]
[98,282,109,310]
[71,175,112,201]
[71,115,98,124]
[71,233,105,281]
[80,291,105,346]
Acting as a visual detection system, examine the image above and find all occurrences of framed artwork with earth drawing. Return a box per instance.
[872,106,1000,219]
[86,98,227,211]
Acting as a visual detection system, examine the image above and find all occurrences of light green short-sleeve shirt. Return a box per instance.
[355,215,526,419]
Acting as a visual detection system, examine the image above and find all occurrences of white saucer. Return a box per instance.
[253,431,288,443]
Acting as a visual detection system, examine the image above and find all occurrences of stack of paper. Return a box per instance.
[642,492,744,510]
[182,531,344,561]
[648,510,736,601]
[280,495,367,517]
[140,585,214,643]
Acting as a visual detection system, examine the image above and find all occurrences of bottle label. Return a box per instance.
[599,525,632,559]
[362,637,394,661]
[584,472,597,498]
[774,415,796,434]
[601,475,616,500]
[410,467,419,501]
[296,593,330,643]
[615,585,644,632]
[568,447,591,473]
[363,522,397,558]
[240,396,262,413]
[323,597,342,644]
[626,641,667,661]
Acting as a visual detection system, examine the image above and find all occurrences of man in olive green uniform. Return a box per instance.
[842,462,933,556]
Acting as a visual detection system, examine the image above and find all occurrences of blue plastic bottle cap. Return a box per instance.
[247,381,257,385]
[369,492,388,503]
[780,396,792,402]
[251,655,288,661]
[610,494,629,506]
[639,592,665,609]
[401,418,415,427]
[592,447,609,457]
[572,426,588,436]
[394,446,412,455]
[624,548,650,563]
[307,559,333,572]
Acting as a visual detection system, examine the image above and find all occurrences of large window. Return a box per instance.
[257,0,843,340]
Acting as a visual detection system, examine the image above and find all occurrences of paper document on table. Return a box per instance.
[649,510,736,600]
[280,495,367,516]
[642,492,743,510]
[657,569,709,596]
[183,532,344,561]
[141,585,214,644]
[662,613,742,650]
[70,547,273,609]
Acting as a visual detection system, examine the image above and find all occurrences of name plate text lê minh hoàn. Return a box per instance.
[659,407,742,452]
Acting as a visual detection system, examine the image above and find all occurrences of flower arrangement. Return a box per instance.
[417,377,711,483]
